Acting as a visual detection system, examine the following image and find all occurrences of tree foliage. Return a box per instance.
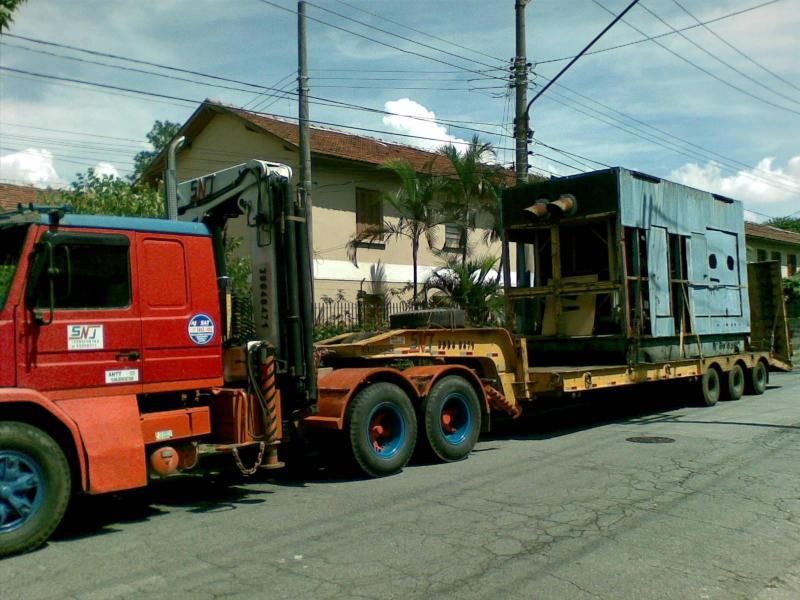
[347,159,445,303]
[132,120,182,182]
[43,169,165,217]
[767,216,800,234]
[423,254,504,325]
[436,135,497,266]
[0,0,27,31]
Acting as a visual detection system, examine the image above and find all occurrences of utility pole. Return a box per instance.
[298,1,312,241]
[514,0,531,185]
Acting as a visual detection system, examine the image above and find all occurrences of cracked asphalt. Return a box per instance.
[2,370,799,600]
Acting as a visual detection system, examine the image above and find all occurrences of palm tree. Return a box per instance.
[423,255,503,325]
[437,135,496,266]
[347,159,444,304]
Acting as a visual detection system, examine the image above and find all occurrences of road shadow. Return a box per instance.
[52,474,275,543]
[483,379,784,442]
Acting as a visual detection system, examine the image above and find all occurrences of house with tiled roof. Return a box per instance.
[0,182,41,212]
[745,222,800,277]
[142,100,512,301]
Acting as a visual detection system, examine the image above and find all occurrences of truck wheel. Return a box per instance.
[0,422,71,557]
[745,361,768,395]
[698,367,721,407]
[346,383,417,478]
[723,364,745,400]
[418,376,481,462]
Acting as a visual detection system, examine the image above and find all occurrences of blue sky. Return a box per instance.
[0,0,798,219]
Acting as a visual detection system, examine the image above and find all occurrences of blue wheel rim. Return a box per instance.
[366,402,406,459]
[0,451,45,533]
[440,392,473,445]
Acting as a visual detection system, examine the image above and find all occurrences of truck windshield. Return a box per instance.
[0,225,28,309]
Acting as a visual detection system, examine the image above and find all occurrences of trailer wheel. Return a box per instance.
[698,367,721,407]
[0,422,71,557]
[418,376,481,462]
[745,361,768,395]
[723,364,745,401]
[346,383,417,478]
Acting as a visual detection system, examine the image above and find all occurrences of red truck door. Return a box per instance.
[16,228,143,394]
[136,232,223,390]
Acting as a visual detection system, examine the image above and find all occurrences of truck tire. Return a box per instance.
[0,422,71,557]
[345,383,417,478]
[723,364,745,401]
[417,376,481,463]
[745,361,768,395]
[698,367,721,407]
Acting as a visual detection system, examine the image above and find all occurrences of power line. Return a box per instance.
[0,121,147,144]
[539,85,800,194]
[669,0,800,94]
[536,0,783,65]
[305,0,506,74]
[636,1,799,107]
[1,35,508,134]
[550,80,800,189]
[589,0,800,116]
[329,0,507,65]
[255,0,508,82]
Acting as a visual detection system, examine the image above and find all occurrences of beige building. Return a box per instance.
[143,101,508,302]
[745,222,800,277]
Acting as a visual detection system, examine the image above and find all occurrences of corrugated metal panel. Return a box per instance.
[617,168,749,337]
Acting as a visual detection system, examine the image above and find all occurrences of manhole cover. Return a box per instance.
[626,436,675,444]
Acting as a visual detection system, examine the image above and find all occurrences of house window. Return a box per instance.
[757,249,767,261]
[788,254,797,276]
[443,223,466,251]
[355,188,382,236]
[771,251,782,265]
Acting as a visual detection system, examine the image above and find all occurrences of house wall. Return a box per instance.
[746,239,799,278]
[175,112,508,302]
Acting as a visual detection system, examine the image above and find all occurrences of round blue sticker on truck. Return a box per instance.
[188,314,215,345]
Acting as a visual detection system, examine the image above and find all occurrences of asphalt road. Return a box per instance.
[2,371,800,600]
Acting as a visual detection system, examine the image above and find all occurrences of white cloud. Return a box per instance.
[382,98,470,152]
[670,156,800,215]
[93,162,121,179]
[0,149,65,188]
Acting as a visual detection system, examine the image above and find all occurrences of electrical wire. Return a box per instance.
[329,0,507,65]
[589,0,800,116]
[636,1,799,106]
[535,0,783,64]
[669,0,799,93]
[305,0,506,73]
[255,0,508,82]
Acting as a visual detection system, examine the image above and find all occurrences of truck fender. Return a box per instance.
[402,365,489,414]
[0,388,89,491]
[304,367,420,431]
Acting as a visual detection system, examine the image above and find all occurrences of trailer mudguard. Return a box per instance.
[305,367,420,430]
[402,365,489,413]
[0,388,89,490]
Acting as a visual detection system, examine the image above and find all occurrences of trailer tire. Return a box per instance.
[698,367,721,407]
[723,364,745,401]
[346,383,417,478]
[417,376,481,463]
[0,422,71,557]
[746,361,768,395]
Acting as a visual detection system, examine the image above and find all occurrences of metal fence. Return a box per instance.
[313,300,413,327]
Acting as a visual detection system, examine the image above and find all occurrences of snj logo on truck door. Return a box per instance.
[67,324,104,350]
[188,313,215,345]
